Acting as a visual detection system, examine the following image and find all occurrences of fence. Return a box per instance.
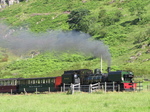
[89,82,100,93]
[147,85,150,90]
[64,82,145,94]
[135,82,143,91]
[89,82,118,93]
[67,82,118,94]
[0,82,148,95]
[70,83,80,94]
[63,83,71,92]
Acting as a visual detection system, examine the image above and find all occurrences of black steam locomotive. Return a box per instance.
[62,67,136,91]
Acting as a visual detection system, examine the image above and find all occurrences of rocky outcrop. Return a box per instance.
[0,0,28,8]
[0,0,7,8]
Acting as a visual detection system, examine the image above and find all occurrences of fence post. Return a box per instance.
[113,82,115,92]
[11,89,12,95]
[36,88,37,94]
[61,86,62,92]
[63,83,65,92]
[48,87,50,93]
[139,82,140,91]
[147,85,150,91]
[118,84,120,92]
[105,82,107,93]
[91,84,92,93]
[70,83,74,94]
[24,88,27,95]
[73,84,74,94]
[102,85,104,92]
[139,82,143,91]
[133,83,135,91]
[79,83,81,92]
[138,82,142,91]
[89,84,92,93]
[98,82,100,89]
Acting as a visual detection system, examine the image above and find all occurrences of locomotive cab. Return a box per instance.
[123,72,134,82]
[108,71,136,91]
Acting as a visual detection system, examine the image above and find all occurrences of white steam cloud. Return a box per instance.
[0,24,111,66]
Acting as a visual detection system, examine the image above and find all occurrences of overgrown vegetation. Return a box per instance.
[0,0,150,78]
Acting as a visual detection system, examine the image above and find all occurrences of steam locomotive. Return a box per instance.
[62,67,136,91]
[0,67,136,93]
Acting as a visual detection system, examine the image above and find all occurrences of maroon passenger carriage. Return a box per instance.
[0,78,18,93]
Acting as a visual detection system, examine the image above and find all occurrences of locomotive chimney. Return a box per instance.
[107,67,111,73]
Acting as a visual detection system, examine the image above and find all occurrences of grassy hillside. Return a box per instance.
[0,0,150,78]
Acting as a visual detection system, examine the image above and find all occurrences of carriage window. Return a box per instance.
[48,79,51,84]
[1,81,4,85]
[38,80,41,84]
[51,79,55,83]
[6,81,10,85]
[30,80,33,84]
[24,80,26,85]
[20,80,25,85]
[2,81,4,85]
[10,80,13,85]
[40,79,43,84]
[43,79,45,84]
[11,80,15,85]
[14,80,17,85]
[33,80,35,84]
[4,81,7,85]
[3,81,5,85]
[25,80,27,85]
[0,81,2,85]
[27,80,30,84]
[17,80,20,85]
[10,80,14,85]
[45,79,48,84]
[7,81,9,85]
[4,81,6,85]
[35,80,37,84]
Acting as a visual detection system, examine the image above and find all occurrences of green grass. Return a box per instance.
[0,91,150,112]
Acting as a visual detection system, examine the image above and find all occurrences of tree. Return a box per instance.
[67,9,90,32]
[98,9,122,26]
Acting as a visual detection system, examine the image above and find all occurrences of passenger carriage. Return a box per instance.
[0,78,18,93]
[17,76,62,93]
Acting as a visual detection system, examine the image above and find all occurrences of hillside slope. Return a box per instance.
[0,0,150,78]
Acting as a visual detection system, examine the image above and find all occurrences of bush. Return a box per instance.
[134,28,150,44]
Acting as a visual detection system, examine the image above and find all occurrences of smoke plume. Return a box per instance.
[0,24,111,66]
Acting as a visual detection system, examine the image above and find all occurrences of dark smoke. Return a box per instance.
[0,24,111,66]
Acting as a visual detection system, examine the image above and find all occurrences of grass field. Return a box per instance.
[0,91,150,112]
